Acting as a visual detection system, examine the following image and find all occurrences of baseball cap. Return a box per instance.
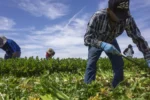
[128,44,132,48]
[108,0,130,20]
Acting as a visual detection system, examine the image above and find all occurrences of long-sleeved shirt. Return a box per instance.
[84,9,149,56]
[46,52,52,59]
[123,47,134,57]
[1,39,21,56]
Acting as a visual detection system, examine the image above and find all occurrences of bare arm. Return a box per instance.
[123,48,128,55]
[12,52,20,58]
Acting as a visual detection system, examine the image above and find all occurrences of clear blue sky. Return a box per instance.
[0,0,150,59]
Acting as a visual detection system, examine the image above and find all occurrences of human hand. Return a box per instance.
[100,42,120,55]
[144,50,150,68]
[146,60,150,68]
[12,52,20,58]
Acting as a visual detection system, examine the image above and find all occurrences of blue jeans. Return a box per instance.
[84,39,124,88]
[4,54,12,59]
[4,52,21,59]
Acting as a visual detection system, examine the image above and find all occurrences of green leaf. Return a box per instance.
[40,94,58,100]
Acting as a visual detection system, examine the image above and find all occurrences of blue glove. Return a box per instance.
[146,60,150,68]
[100,42,120,55]
[145,51,150,68]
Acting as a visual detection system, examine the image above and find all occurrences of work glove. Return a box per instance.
[100,42,120,55]
[146,60,150,68]
[144,50,150,68]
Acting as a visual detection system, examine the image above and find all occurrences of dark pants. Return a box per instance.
[84,39,124,88]
[4,54,12,59]
[4,52,21,59]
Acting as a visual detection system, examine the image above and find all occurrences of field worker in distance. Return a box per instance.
[123,44,134,58]
[84,0,150,88]
[0,36,21,59]
[46,48,55,59]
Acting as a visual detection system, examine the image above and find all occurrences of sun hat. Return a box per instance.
[47,48,55,55]
[0,36,7,47]
[108,0,130,20]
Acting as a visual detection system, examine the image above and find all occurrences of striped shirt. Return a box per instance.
[84,9,149,55]
[1,39,21,56]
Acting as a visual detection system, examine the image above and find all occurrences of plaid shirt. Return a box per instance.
[84,9,149,56]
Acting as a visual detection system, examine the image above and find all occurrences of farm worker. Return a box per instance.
[123,44,134,58]
[84,0,150,88]
[0,36,21,59]
[46,48,55,59]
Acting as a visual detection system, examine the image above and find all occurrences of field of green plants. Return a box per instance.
[0,57,150,100]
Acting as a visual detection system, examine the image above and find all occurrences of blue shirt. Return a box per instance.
[1,39,21,56]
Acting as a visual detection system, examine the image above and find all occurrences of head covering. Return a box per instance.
[0,36,7,47]
[47,48,55,56]
[108,0,130,20]
[128,44,132,48]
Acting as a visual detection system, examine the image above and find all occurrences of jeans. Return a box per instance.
[4,52,21,59]
[4,54,12,59]
[84,39,124,88]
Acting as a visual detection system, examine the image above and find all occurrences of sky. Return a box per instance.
[0,0,150,59]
